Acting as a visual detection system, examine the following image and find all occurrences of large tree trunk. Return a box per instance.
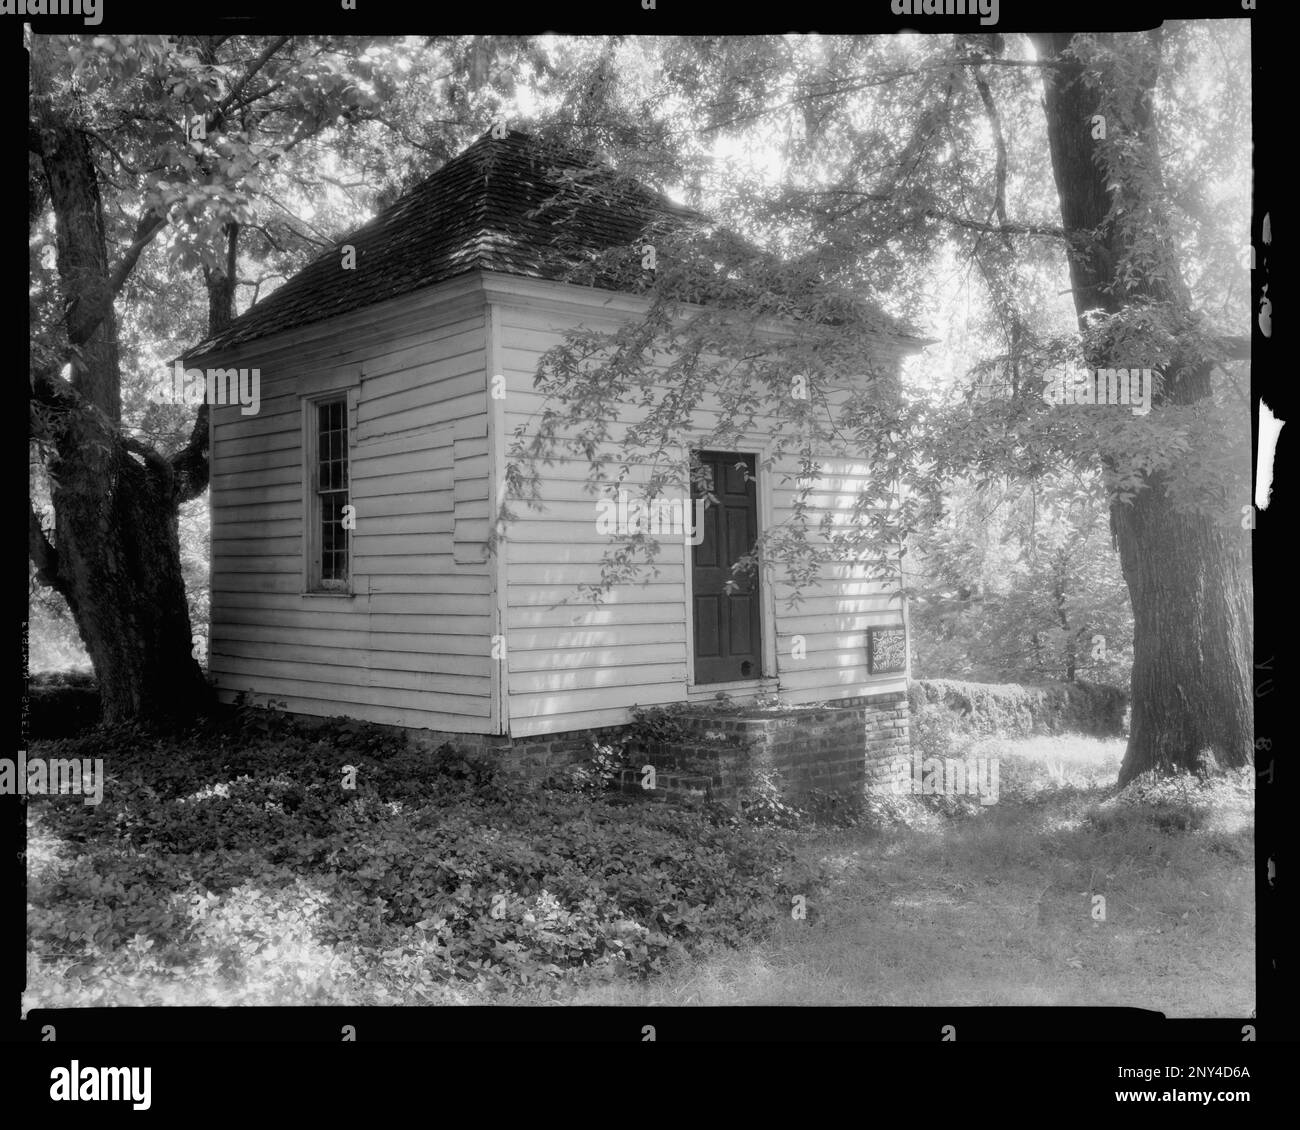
[49,411,208,724]
[30,40,210,724]
[1032,31,1253,784]
[1110,458,1253,783]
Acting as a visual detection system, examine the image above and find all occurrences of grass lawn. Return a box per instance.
[24,717,1253,1014]
[567,737,1255,1015]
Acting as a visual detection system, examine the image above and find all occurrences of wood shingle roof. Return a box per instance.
[189,128,918,357]
[189,129,696,355]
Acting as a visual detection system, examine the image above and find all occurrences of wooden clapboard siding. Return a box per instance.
[210,676,489,722]
[490,278,907,734]
[493,287,691,733]
[207,279,497,732]
[211,685,489,732]
[766,450,905,703]
[205,269,907,738]
[508,679,690,738]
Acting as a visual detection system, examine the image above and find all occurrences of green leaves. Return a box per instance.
[26,710,823,1004]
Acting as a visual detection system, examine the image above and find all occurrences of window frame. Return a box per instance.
[302,390,356,595]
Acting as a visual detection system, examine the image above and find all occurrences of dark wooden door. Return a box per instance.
[691,452,761,684]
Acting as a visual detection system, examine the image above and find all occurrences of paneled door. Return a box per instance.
[691,451,761,684]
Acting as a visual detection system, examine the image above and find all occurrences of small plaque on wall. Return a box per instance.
[867,626,907,675]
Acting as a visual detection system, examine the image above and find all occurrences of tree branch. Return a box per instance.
[245,223,287,253]
[805,188,1071,240]
[211,35,292,129]
[1215,334,1250,361]
[87,129,142,176]
[224,80,286,116]
[969,64,1010,236]
[108,210,168,296]
[922,206,1069,241]
[171,401,210,503]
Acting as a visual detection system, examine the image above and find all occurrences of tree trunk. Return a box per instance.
[1052,558,1077,682]
[30,39,210,724]
[1111,463,1253,782]
[50,417,209,724]
[1032,31,1253,784]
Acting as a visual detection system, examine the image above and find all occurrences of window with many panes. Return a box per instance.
[309,397,349,590]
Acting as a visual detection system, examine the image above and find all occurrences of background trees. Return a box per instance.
[908,476,1133,686]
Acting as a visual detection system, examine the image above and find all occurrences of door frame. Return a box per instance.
[682,441,779,692]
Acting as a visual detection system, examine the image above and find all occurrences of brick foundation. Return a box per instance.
[400,726,629,782]
[285,690,911,806]
[628,691,910,802]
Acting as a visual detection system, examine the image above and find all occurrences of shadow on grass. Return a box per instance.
[567,737,1254,1014]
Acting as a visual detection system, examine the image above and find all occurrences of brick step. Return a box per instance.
[625,748,749,789]
[617,767,713,804]
[626,741,749,761]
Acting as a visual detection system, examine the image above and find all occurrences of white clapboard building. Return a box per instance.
[188,130,919,764]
